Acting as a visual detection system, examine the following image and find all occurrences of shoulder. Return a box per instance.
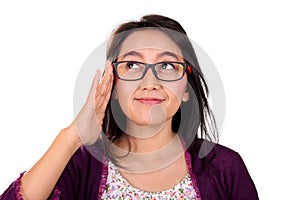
[210,142,244,169]
[188,138,259,200]
[189,138,250,177]
[188,138,244,169]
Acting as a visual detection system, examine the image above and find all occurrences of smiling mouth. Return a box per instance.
[135,97,165,105]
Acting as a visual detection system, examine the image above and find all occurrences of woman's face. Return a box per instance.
[113,29,189,127]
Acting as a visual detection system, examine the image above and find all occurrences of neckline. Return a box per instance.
[98,139,203,199]
[108,160,192,194]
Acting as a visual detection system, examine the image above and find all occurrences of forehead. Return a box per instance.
[119,29,182,57]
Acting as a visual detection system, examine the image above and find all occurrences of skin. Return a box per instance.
[114,29,189,152]
[115,48,188,126]
[113,48,189,143]
[20,65,114,199]
[19,29,190,198]
[113,29,190,191]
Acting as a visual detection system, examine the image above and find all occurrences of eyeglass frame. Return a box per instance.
[112,61,188,82]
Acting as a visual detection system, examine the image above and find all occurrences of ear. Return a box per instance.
[182,90,189,102]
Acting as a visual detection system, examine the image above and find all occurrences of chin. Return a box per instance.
[128,116,165,126]
[130,118,153,126]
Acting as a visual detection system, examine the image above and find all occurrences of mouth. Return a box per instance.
[135,97,166,105]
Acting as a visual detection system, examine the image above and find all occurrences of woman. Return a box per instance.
[0,14,259,199]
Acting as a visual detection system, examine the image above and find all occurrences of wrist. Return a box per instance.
[61,123,83,153]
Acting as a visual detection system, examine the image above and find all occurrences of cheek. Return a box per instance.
[162,80,187,102]
[114,81,137,114]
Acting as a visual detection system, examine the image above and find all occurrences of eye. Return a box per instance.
[126,62,141,69]
[160,63,175,70]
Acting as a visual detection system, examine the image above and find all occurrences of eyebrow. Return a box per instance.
[157,51,179,60]
[121,50,180,60]
[121,51,144,59]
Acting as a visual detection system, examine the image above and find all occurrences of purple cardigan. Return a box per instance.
[0,139,259,200]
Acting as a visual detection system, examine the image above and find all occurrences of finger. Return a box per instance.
[100,60,113,80]
[95,71,113,111]
[87,70,101,101]
[96,64,113,99]
[95,64,113,112]
[95,89,112,119]
[96,74,113,113]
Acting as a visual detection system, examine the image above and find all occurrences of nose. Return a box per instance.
[140,68,161,91]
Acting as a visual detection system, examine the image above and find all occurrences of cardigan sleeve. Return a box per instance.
[0,151,83,200]
[0,172,25,200]
[47,146,103,199]
[0,153,81,200]
[0,146,103,200]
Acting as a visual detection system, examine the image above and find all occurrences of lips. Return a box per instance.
[135,97,165,105]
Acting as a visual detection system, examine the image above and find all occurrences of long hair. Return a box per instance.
[102,14,218,167]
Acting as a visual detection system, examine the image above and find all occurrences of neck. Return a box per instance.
[111,119,185,173]
[119,118,175,153]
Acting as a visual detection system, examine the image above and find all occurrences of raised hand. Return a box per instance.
[18,64,114,200]
[74,63,114,145]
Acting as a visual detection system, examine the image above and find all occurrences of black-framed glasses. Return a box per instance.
[112,61,187,81]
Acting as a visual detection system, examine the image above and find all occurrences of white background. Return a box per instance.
[0,0,299,199]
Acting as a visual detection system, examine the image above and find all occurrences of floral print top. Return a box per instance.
[101,160,197,199]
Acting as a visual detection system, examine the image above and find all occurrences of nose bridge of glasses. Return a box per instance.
[139,68,161,91]
[142,64,159,81]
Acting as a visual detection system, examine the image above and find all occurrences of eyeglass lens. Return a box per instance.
[115,61,185,81]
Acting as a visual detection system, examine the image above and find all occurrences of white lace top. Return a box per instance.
[101,160,197,199]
